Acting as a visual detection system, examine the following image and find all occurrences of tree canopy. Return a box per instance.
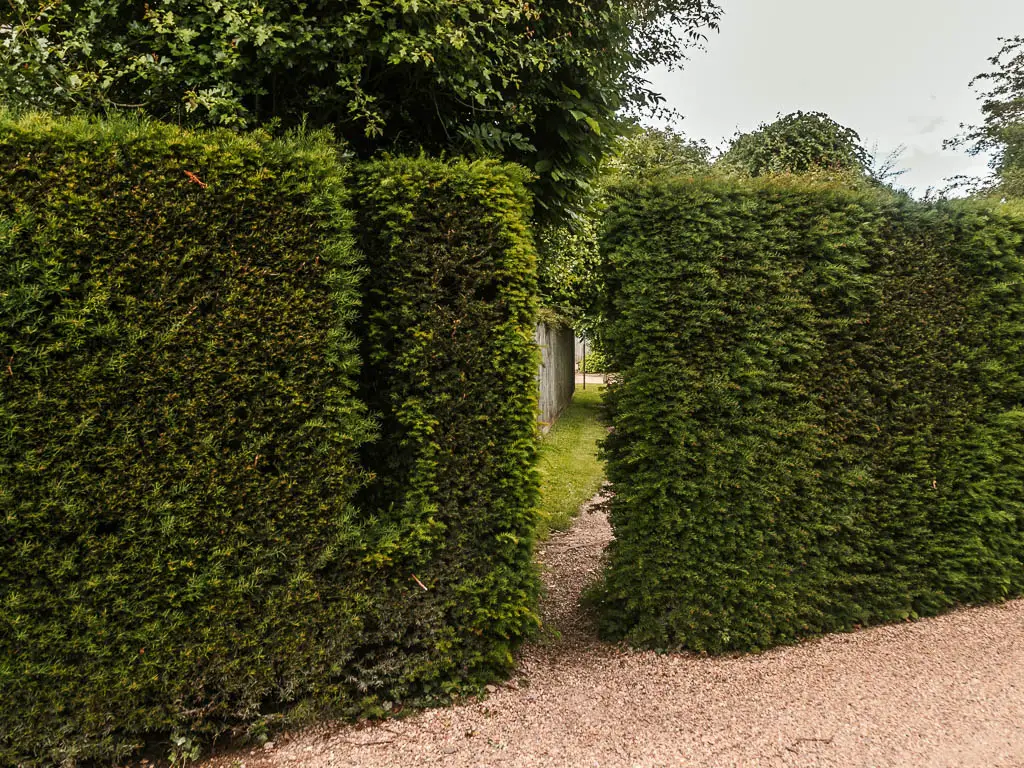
[603,126,711,182]
[717,111,871,178]
[0,0,721,219]
[536,217,602,328]
[947,36,1024,198]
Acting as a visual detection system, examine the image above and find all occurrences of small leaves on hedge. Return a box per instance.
[350,157,542,706]
[0,112,374,766]
[592,174,1024,653]
[0,116,541,766]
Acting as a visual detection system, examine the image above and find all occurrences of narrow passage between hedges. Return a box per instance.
[203,491,1024,768]
[535,386,608,539]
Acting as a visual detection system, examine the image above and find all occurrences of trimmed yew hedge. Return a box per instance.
[0,114,377,766]
[593,174,1024,653]
[350,158,540,699]
[0,116,540,766]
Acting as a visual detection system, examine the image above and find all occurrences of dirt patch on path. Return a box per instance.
[204,494,1024,768]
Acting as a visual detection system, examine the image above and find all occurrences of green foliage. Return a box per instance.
[717,111,871,178]
[350,156,541,712]
[536,387,607,539]
[1003,124,1024,198]
[578,342,610,374]
[535,127,712,329]
[948,37,1024,198]
[536,217,602,327]
[0,112,374,765]
[592,174,1024,653]
[605,126,712,182]
[0,117,542,766]
[0,0,721,220]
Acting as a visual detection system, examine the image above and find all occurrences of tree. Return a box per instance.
[716,111,871,178]
[946,36,1024,199]
[0,0,721,219]
[603,125,712,182]
[536,126,711,328]
[867,142,909,188]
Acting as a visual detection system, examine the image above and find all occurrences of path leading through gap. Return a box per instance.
[203,492,1024,768]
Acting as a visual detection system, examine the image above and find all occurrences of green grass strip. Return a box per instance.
[536,386,607,539]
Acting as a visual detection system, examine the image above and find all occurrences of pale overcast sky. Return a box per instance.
[644,0,1024,195]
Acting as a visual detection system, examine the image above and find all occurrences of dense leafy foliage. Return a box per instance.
[592,174,1024,653]
[948,37,1024,198]
[0,116,541,766]
[536,127,711,327]
[536,216,602,326]
[350,156,541,720]
[717,111,871,178]
[605,126,712,181]
[0,113,373,765]
[578,340,610,374]
[0,0,721,219]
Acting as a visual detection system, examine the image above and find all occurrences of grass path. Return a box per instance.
[535,386,606,539]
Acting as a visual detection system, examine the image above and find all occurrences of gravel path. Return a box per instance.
[205,493,1024,768]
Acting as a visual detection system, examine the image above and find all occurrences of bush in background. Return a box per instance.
[592,174,1024,653]
[0,113,374,765]
[578,340,610,373]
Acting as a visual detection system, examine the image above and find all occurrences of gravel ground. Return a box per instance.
[204,493,1024,768]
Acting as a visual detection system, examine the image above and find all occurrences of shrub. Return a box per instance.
[0,113,375,765]
[0,118,543,766]
[350,157,541,701]
[578,340,610,373]
[592,174,1024,653]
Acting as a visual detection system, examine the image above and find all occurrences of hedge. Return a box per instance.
[0,116,541,766]
[592,174,1024,653]
[0,113,375,764]
[350,157,540,703]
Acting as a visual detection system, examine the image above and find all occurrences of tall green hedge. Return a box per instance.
[593,174,1024,653]
[0,117,541,765]
[0,114,374,764]
[350,157,540,702]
